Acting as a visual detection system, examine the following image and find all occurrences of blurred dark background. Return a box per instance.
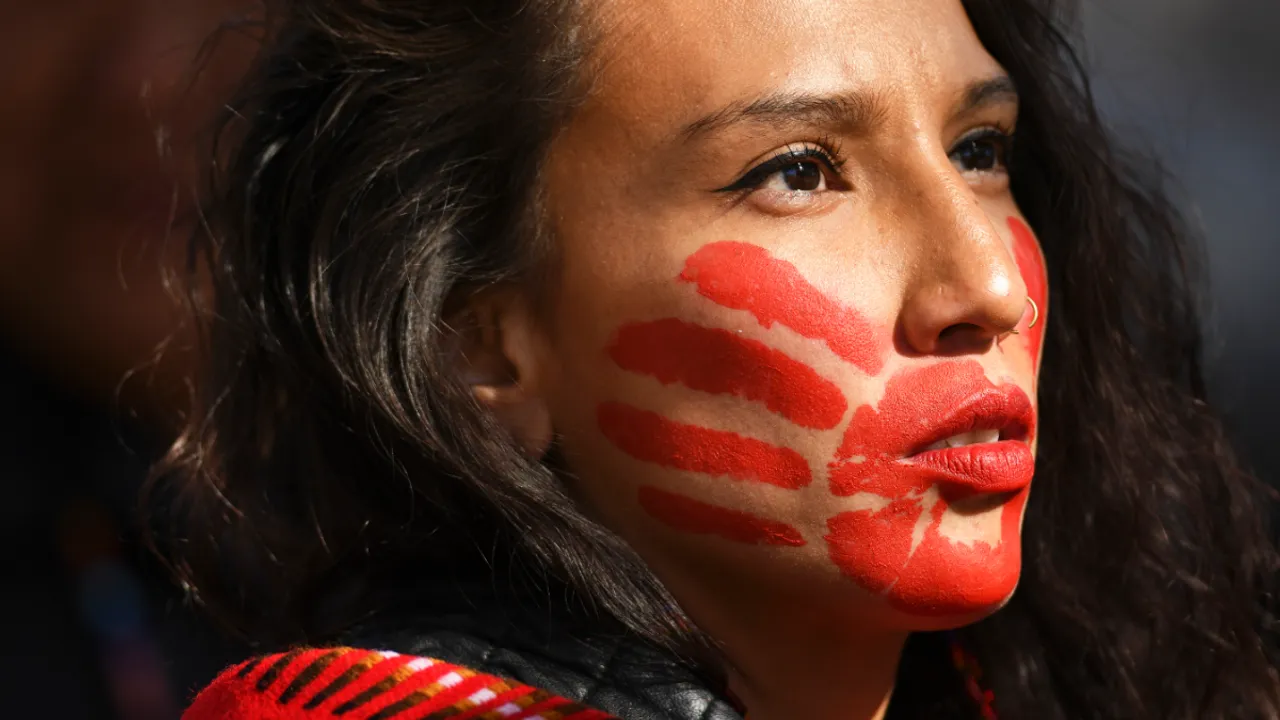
[0,1,1274,717]
[1082,0,1280,486]
[0,1,256,717]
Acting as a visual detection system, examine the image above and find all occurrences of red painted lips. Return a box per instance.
[902,383,1035,498]
[829,362,1035,500]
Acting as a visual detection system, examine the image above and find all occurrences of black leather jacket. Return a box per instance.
[348,610,744,720]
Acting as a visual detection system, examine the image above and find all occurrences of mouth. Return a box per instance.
[919,427,1005,452]
[901,386,1036,497]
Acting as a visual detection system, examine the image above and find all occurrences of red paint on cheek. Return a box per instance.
[593,241,1031,617]
[639,486,807,547]
[1008,217,1048,364]
[598,402,812,490]
[679,241,885,375]
[608,318,847,430]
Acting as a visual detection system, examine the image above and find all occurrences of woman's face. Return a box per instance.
[532,0,1047,631]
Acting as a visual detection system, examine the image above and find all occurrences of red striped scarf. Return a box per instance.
[184,647,618,720]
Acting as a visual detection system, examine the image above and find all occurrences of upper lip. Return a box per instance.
[825,365,1035,498]
[903,384,1035,459]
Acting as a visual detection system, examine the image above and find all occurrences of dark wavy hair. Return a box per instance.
[155,0,1280,717]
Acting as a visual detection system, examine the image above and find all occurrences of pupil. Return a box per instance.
[965,140,997,170]
[783,161,822,191]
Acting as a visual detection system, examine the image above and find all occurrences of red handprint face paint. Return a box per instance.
[679,242,885,375]
[639,486,807,547]
[594,241,1036,618]
[608,318,847,430]
[597,402,813,490]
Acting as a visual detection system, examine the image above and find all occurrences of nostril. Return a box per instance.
[935,322,996,355]
[938,322,982,341]
[936,322,983,340]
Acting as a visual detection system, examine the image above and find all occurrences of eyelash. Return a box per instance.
[949,126,1016,173]
[717,126,1017,195]
[716,138,846,193]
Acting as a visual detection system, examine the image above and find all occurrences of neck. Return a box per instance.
[712,597,906,720]
[643,546,910,719]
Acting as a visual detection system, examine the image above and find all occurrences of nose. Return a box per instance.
[896,175,1027,356]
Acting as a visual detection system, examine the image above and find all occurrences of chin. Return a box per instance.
[824,484,1029,629]
[873,546,1023,630]
[826,519,1024,631]
[886,581,1020,631]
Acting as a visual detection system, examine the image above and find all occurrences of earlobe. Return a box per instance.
[452,288,554,459]
[472,384,554,458]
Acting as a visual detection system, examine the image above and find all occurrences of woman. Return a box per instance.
[166,0,1279,717]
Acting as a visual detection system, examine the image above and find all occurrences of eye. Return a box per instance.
[763,159,826,192]
[949,128,1013,174]
[717,144,844,194]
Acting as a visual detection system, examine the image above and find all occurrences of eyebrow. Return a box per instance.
[679,75,1019,141]
[953,75,1018,118]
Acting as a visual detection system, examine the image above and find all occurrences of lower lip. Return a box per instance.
[905,440,1034,496]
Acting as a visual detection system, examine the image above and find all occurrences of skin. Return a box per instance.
[463,0,1049,717]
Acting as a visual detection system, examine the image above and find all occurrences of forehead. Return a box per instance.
[583,0,1004,127]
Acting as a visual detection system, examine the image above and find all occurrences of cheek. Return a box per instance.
[638,486,807,548]
[678,242,885,376]
[1007,216,1048,366]
[607,318,847,432]
[553,240,1028,620]
[552,240,887,550]
[596,400,813,491]
[593,242,889,506]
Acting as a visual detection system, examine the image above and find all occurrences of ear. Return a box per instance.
[450,286,554,459]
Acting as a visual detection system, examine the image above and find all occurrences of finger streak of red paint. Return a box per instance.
[598,402,812,489]
[828,458,934,499]
[679,242,885,375]
[1008,217,1048,364]
[825,497,923,592]
[608,318,847,430]
[639,486,806,547]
